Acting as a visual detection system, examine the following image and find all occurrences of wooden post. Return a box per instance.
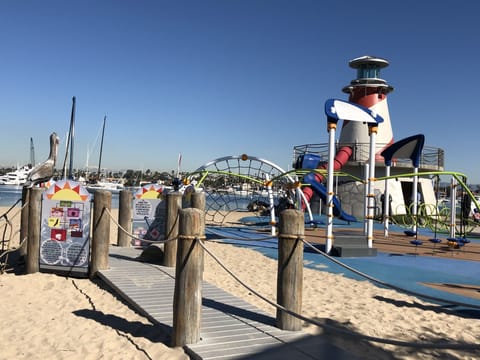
[117,190,132,247]
[90,190,111,278]
[19,187,30,257]
[276,209,304,331]
[26,188,43,274]
[163,191,182,267]
[172,208,205,346]
[190,191,205,211]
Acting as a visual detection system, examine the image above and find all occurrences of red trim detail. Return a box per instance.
[350,91,386,107]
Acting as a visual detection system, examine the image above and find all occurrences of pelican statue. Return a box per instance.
[24,132,60,187]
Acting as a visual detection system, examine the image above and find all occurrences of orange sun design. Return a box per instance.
[46,181,89,201]
[135,185,163,199]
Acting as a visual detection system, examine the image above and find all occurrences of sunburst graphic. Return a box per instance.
[45,180,90,201]
[135,184,165,199]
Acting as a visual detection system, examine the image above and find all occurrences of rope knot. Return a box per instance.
[278,234,304,240]
[177,235,206,240]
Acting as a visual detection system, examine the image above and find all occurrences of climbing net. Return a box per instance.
[185,154,299,228]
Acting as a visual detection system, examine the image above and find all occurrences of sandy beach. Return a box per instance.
[0,206,187,360]
[1,206,479,359]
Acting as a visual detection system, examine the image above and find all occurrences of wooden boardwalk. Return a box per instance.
[98,246,357,360]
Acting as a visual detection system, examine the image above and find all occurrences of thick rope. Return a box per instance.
[80,207,480,312]
[1,217,13,251]
[200,239,480,350]
[0,233,26,273]
[103,207,178,245]
[0,199,25,228]
[1,200,28,272]
[206,226,276,242]
[177,235,206,240]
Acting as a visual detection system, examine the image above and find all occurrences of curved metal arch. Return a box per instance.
[192,154,293,180]
[186,154,313,231]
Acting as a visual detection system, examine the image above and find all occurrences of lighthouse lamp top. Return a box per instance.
[349,55,389,80]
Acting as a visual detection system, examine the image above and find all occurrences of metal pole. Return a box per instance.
[412,167,419,234]
[363,163,369,235]
[366,125,377,248]
[265,174,276,235]
[383,166,391,237]
[450,177,457,238]
[326,122,336,254]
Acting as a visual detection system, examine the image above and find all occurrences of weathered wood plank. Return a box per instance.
[98,246,354,360]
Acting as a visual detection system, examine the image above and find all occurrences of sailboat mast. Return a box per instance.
[68,96,76,179]
[30,137,35,166]
[61,96,76,179]
[97,115,106,181]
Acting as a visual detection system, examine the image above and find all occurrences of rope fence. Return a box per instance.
[104,205,480,308]
[102,204,480,350]
[104,207,179,245]
[198,238,480,350]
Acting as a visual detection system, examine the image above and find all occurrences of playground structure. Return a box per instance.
[288,55,480,253]
[294,56,445,220]
[2,55,477,259]
[183,150,479,256]
[183,56,480,255]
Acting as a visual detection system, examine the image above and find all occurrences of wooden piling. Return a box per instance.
[163,191,182,267]
[190,191,205,211]
[172,208,205,347]
[25,188,43,274]
[276,209,304,331]
[19,187,30,257]
[117,190,132,247]
[90,190,111,278]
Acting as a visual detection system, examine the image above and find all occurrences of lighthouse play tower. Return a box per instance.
[293,55,444,219]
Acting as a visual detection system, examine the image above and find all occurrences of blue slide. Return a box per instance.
[303,173,357,222]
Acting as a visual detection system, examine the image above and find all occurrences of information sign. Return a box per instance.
[40,180,91,276]
[132,184,169,246]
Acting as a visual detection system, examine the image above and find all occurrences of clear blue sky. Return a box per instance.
[1,1,479,182]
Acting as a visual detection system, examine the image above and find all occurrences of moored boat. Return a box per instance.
[85,180,125,194]
[0,165,32,186]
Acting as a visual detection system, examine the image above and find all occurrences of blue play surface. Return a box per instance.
[206,225,480,313]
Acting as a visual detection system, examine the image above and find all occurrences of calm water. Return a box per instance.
[0,185,121,208]
[0,186,257,211]
[0,185,24,208]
